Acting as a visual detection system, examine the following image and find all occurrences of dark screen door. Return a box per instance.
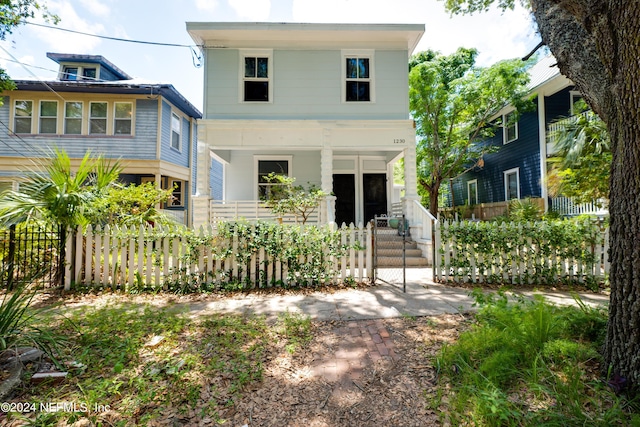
[363,173,388,223]
[333,174,355,226]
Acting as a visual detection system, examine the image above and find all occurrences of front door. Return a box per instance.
[333,174,355,226]
[363,173,388,223]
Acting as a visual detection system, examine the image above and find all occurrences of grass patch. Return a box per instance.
[435,290,640,426]
[277,310,313,354]
[6,302,271,426]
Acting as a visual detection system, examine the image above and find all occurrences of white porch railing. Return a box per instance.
[210,200,320,225]
[411,199,437,241]
[160,209,186,225]
[551,197,608,217]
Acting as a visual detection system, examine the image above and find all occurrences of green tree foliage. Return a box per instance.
[262,173,327,224]
[547,106,610,204]
[84,182,173,226]
[0,148,121,228]
[409,48,532,215]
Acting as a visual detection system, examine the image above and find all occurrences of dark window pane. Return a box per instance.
[40,101,57,117]
[245,57,256,78]
[65,118,82,134]
[91,102,107,118]
[258,160,288,182]
[346,81,370,102]
[64,67,78,80]
[257,57,268,78]
[346,58,358,78]
[15,118,31,133]
[40,118,57,134]
[90,119,107,135]
[244,81,269,101]
[15,100,32,117]
[358,58,369,78]
[115,120,132,135]
[83,68,96,79]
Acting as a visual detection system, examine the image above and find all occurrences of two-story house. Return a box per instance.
[0,53,202,225]
[187,22,426,229]
[448,55,601,219]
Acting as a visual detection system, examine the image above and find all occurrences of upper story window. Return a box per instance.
[171,113,181,150]
[83,68,97,80]
[62,65,99,81]
[240,50,272,103]
[342,50,374,103]
[39,100,58,134]
[90,102,107,135]
[63,67,79,80]
[114,102,132,135]
[503,110,518,144]
[14,100,32,134]
[64,101,83,134]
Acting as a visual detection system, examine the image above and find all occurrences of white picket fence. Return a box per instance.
[64,223,372,290]
[433,220,610,285]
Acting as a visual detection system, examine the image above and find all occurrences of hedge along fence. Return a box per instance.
[434,220,609,288]
[65,221,372,292]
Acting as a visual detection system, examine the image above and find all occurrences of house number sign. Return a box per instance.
[393,138,406,144]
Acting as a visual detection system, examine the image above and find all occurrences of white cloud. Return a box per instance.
[195,0,220,12]
[77,0,111,17]
[31,0,106,53]
[228,0,271,20]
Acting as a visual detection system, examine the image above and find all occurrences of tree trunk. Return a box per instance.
[533,0,640,389]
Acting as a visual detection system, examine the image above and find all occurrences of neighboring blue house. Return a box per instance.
[0,53,202,225]
[449,55,586,219]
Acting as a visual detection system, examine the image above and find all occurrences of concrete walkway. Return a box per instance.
[186,268,610,322]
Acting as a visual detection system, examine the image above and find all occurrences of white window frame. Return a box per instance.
[239,49,273,103]
[61,64,100,81]
[64,101,83,135]
[114,102,133,135]
[169,179,184,207]
[341,49,375,103]
[503,167,520,201]
[13,100,33,134]
[38,100,58,134]
[170,112,181,151]
[570,90,586,115]
[502,110,518,144]
[467,179,478,205]
[254,155,292,200]
[89,101,108,135]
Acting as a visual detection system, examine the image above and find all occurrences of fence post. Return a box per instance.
[6,224,16,290]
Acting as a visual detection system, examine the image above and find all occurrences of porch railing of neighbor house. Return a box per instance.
[550,197,608,217]
[64,222,371,290]
[434,220,609,285]
[209,200,320,225]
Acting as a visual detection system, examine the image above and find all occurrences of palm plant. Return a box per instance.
[0,148,121,228]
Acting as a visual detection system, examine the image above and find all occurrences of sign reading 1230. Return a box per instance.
[393,138,406,144]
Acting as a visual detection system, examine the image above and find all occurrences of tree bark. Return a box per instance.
[532,0,640,389]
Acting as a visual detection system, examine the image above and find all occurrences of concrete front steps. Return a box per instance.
[375,227,430,267]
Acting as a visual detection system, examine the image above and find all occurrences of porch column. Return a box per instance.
[402,145,421,225]
[192,137,212,228]
[320,145,336,224]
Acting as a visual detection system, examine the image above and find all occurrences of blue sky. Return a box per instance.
[0,0,539,113]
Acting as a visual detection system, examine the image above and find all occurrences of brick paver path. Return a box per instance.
[310,319,399,399]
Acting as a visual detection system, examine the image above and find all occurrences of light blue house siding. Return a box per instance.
[203,49,410,120]
[160,100,190,167]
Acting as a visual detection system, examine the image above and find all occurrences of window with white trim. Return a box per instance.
[39,100,57,134]
[343,50,374,102]
[171,113,181,150]
[467,179,478,205]
[570,91,588,115]
[256,157,291,200]
[64,101,83,135]
[503,111,518,144]
[242,51,271,102]
[169,180,183,207]
[89,102,107,135]
[114,102,132,135]
[14,100,32,134]
[504,168,520,201]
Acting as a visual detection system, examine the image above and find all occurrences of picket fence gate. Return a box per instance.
[433,220,610,285]
[64,223,373,291]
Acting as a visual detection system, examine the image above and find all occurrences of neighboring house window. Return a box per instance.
[39,100,58,134]
[90,102,107,135]
[169,180,183,207]
[62,67,79,80]
[570,91,588,115]
[171,113,181,150]
[83,68,97,80]
[242,52,271,102]
[503,111,518,144]
[64,101,83,134]
[14,100,33,134]
[256,157,291,200]
[114,102,132,135]
[0,181,13,193]
[467,179,478,205]
[504,168,520,201]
